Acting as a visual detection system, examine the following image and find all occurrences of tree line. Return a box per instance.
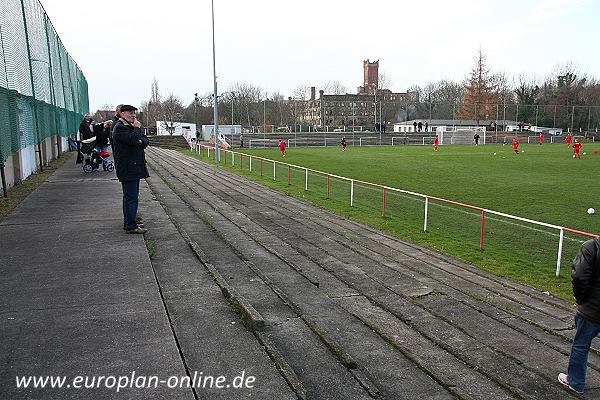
[118,50,600,133]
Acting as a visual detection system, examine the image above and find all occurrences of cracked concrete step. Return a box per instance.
[146,149,544,391]
[148,154,457,399]
[145,165,377,400]
[139,182,296,400]
[145,149,600,396]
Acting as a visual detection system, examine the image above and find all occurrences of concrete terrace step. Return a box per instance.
[145,147,600,399]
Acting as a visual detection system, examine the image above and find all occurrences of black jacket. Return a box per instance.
[112,119,149,182]
[572,238,600,323]
[92,124,110,147]
[79,119,93,140]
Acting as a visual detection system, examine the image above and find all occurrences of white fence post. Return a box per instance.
[350,180,354,206]
[305,168,308,191]
[249,156,252,173]
[273,161,276,180]
[208,147,210,159]
[556,228,564,277]
[232,151,235,166]
[424,196,429,231]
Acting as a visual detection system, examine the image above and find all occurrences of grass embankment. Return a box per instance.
[0,153,71,223]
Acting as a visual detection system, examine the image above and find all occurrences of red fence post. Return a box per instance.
[327,175,330,198]
[480,209,485,250]
[382,188,387,216]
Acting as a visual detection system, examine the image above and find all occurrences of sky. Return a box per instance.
[39,0,599,113]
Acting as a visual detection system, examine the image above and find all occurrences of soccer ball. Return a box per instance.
[583,152,587,155]
[588,208,595,215]
[573,154,576,158]
[521,150,525,153]
[493,153,497,156]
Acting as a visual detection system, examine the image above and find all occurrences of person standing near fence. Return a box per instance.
[433,134,439,152]
[474,133,480,146]
[278,139,286,157]
[341,136,347,151]
[539,132,544,145]
[112,105,149,234]
[566,133,572,147]
[558,237,600,395]
[79,115,94,140]
[573,139,582,159]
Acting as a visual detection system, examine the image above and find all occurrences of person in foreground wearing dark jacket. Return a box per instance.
[112,104,149,234]
[558,237,600,394]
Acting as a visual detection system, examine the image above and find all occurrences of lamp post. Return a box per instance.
[147,101,152,134]
[211,0,220,162]
[193,93,199,137]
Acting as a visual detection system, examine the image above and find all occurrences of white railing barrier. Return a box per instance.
[556,228,564,277]
[424,196,429,231]
[305,168,308,191]
[195,145,598,276]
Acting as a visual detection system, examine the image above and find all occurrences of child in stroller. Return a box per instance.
[79,136,114,173]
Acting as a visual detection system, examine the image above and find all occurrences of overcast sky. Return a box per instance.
[40,0,598,112]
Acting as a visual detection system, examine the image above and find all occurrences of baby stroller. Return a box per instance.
[79,137,114,173]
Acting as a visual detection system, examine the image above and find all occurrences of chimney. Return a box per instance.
[310,86,316,100]
[319,90,324,99]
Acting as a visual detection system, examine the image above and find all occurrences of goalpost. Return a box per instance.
[439,126,486,145]
[359,137,377,146]
[391,136,408,146]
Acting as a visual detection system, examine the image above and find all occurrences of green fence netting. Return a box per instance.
[0,0,88,163]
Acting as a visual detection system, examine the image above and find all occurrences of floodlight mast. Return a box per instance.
[211,0,220,162]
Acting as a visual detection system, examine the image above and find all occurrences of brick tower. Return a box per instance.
[359,59,379,95]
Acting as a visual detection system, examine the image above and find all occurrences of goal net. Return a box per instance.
[439,127,486,145]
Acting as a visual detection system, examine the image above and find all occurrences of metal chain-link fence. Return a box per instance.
[0,0,88,164]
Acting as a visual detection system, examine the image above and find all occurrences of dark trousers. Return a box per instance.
[568,313,600,392]
[122,179,140,230]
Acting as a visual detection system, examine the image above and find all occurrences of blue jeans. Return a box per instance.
[568,313,600,392]
[122,179,140,230]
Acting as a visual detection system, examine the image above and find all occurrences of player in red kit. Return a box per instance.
[573,139,582,159]
[278,139,286,157]
[433,134,439,152]
[566,133,572,147]
[539,132,544,145]
[512,137,520,154]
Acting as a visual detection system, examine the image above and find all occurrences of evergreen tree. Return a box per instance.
[458,49,498,124]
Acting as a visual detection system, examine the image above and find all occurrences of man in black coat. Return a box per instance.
[558,237,600,394]
[112,104,149,234]
[79,115,94,140]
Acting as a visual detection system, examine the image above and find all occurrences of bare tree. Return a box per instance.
[323,81,347,95]
[160,93,185,135]
[292,85,311,100]
[228,82,262,126]
[378,71,393,90]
